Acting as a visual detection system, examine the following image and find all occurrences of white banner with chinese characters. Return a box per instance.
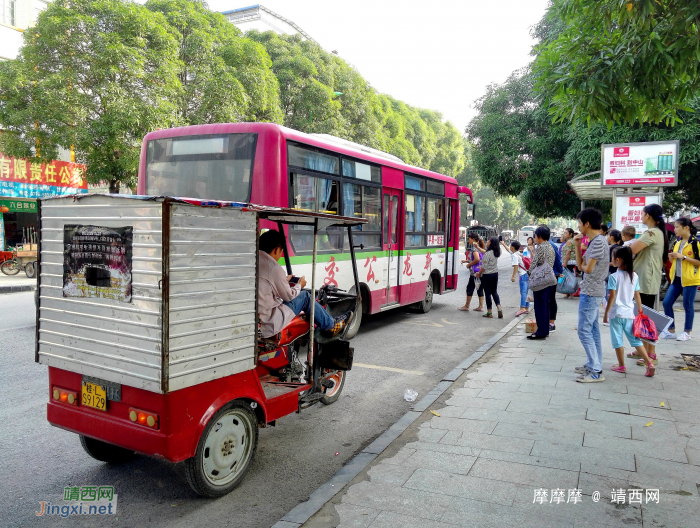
[601,141,679,187]
[613,194,662,233]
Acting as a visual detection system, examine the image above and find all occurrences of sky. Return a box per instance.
[204,0,552,132]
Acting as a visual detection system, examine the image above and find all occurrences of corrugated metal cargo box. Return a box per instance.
[35,194,257,393]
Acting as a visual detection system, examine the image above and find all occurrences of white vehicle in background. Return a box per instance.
[518,225,538,245]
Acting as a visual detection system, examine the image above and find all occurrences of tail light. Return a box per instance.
[52,387,78,405]
[128,407,159,429]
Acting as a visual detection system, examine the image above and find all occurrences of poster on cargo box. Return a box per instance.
[63,225,133,302]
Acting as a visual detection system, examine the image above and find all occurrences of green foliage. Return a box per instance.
[248,30,465,177]
[534,0,700,126]
[0,0,182,191]
[145,0,282,124]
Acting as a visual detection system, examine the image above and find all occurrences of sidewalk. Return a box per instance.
[0,273,37,293]
[300,298,700,528]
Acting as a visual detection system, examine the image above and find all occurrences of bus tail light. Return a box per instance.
[128,407,159,429]
[53,387,78,405]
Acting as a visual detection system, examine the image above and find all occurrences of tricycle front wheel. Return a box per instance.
[79,435,135,464]
[184,400,258,497]
[0,259,20,276]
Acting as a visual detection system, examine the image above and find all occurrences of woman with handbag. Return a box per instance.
[527,226,558,339]
[474,237,503,318]
[459,233,485,312]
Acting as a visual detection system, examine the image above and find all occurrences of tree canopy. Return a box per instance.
[534,0,700,126]
[0,0,466,191]
[0,0,182,192]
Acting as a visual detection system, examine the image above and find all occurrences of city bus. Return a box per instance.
[137,123,473,336]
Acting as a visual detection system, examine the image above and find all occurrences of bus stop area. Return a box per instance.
[297,301,700,528]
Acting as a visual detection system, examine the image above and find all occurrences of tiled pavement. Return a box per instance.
[304,300,700,528]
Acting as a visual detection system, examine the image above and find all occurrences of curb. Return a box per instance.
[273,315,524,528]
[0,285,36,294]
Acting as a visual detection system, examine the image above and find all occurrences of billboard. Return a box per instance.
[612,194,661,233]
[601,141,679,187]
[0,152,88,198]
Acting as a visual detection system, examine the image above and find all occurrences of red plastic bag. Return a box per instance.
[633,311,658,342]
[520,256,532,270]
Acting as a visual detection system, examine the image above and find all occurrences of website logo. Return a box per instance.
[613,147,630,157]
[36,486,117,518]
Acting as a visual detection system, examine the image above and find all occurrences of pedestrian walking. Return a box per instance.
[526,226,557,339]
[503,240,529,316]
[661,218,700,341]
[475,237,503,319]
[459,234,485,312]
[603,246,656,376]
[629,204,668,363]
[573,208,610,382]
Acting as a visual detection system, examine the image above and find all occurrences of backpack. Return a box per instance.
[550,241,564,276]
[519,255,532,271]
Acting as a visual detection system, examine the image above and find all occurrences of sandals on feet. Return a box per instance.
[458,306,470,311]
[482,312,493,318]
[626,351,641,359]
[611,365,626,373]
[637,354,657,366]
[645,363,656,377]
[474,307,485,312]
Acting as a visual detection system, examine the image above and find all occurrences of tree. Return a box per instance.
[534,0,700,126]
[145,0,282,125]
[0,0,182,192]
[466,68,584,219]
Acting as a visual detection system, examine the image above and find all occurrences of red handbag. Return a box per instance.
[633,311,658,342]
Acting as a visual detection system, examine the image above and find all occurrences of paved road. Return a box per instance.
[1,262,519,528]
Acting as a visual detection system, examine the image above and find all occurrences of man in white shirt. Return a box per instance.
[503,240,530,316]
[257,230,351,339]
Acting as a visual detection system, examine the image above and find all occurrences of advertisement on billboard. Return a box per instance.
[613,194,662,233]
[0,152,88,198]
[601,141,679,187]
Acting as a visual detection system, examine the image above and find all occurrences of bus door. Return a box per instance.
[444,199,457,291]
[382,190,401,306]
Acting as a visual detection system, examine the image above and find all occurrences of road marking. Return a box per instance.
[353,363,425,375]
[441,318,458,325]
[402,319,443,328]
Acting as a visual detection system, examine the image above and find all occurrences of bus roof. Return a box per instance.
[142,122,458,185]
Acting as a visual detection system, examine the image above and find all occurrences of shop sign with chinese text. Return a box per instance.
[613,194,661,233]
[0,197,37,213]
[601,141,679,187]
[0,152,87,198]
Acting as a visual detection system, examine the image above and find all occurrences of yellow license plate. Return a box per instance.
[81,381,107,411]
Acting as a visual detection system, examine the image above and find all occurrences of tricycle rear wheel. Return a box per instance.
[25,261,36,279]
[79,435,135,464]
[184,400,258,497]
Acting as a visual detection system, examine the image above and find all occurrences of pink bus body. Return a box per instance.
[138,122,472,315]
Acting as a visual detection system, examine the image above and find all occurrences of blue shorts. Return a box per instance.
[609,316,642,349]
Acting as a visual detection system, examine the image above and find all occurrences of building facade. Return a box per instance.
[221,4,316,43]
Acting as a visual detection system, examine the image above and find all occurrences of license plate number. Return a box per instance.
[81,381,107,411]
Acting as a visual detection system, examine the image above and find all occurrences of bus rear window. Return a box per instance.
[146,133,257,202]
